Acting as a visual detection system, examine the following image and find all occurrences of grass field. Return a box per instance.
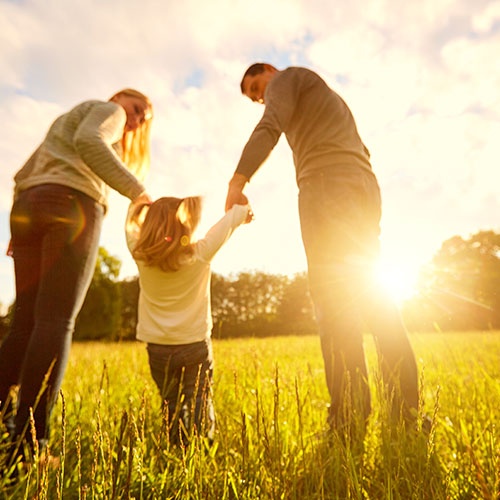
[1,332,499,499]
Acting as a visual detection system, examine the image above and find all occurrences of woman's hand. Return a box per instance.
[133,191,152,206]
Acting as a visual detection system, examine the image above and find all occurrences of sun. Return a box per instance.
[374,258,420,305]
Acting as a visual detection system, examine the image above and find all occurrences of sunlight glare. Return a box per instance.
[374,259,419,304]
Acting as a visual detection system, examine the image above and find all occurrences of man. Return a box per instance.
[225,63,420,432]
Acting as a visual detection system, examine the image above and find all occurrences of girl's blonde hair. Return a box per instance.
[129,196,203,271]
[109,88,153,182]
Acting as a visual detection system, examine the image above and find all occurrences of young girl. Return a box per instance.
[126,196,251,444]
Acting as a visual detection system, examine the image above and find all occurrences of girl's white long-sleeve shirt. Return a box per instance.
[126,204,249,345]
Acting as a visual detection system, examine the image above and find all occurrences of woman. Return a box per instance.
[0,88,153,467]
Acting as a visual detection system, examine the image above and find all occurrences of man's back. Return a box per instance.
[265,67,372,182]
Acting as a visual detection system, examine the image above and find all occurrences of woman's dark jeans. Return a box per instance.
[0,184,103,453]
[298,166,419,429]
[147,339,215,444]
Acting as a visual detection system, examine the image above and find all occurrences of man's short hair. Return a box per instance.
[240,63,267,93]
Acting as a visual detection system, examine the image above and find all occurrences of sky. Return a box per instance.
[1,0,499,311]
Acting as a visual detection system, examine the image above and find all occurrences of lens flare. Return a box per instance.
[374,259,419,304]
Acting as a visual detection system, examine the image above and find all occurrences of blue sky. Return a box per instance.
[1,0,499,311]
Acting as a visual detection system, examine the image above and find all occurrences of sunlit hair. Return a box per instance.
[109,88,153,182]
[240,63,276,93]
[129,196,203,271]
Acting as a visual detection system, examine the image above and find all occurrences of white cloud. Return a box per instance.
[472,0,500,32]
[0,95,63,209]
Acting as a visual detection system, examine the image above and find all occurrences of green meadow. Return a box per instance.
[1,333,499,499]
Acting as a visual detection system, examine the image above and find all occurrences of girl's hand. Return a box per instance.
[245,206,254,224]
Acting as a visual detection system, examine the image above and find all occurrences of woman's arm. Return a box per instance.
[74,102,145,201]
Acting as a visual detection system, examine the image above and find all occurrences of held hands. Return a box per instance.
[133,191,152,206]
[225,173,253,224]
[245,204,254,224]
[225,187,248,212]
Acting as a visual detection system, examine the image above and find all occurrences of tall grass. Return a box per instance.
[1,333,499,499]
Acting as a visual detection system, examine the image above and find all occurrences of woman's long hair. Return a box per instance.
[129,196,203,271]
[109,88,153,182]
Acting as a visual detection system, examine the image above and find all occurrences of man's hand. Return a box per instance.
[225,173,253,223]
[225,173,249,212]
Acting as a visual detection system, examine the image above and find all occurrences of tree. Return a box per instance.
[275,272,316,335]
[118,277,140,341]
[211,271,292,338]
[74,247,123,341]
[403,230,500,331]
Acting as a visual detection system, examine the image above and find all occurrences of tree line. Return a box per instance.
[401,230,500,332]
[1,229,500,341]
[75,254,317,341]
